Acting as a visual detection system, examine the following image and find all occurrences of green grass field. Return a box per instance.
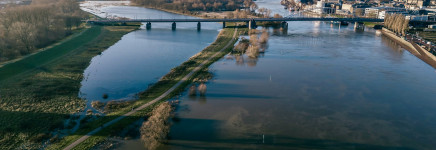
[0,25,138,149]
[0,26,101,82]
[46,27,246,150]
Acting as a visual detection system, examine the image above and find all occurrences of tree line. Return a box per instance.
[226,8,282,19]
[384,13,410,36]
[0,0,84,62]
[131,0,257,12]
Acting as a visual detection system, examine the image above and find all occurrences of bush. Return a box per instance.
[140,102,173,150]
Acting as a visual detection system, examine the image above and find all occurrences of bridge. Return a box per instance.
[87,17,435,30]
[88,17,383,30]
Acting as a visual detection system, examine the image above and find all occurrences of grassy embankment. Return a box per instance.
[47,25,247,150]
[0,25,139,149]
[0,27,85,67]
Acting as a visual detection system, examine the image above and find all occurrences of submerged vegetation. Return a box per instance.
[140,101,175,150]
[230,28,270,67]
[234,37,250,52]
[234,29,269,59]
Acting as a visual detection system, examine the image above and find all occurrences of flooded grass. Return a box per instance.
[0,25,139,149]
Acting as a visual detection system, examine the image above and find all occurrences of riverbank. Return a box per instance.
[128,2,260,19]
[0,25,139,149]
[47,26,244,150]
[382,28,436,69]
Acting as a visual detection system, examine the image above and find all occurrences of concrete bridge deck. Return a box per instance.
[86,17,436,30]
[87,17,385,23]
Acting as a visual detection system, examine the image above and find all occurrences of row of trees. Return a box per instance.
[234,29,269,58]
[131,0,257,12]
[140,102,174,150]
[0,0,84,62]
[384,14,410,36]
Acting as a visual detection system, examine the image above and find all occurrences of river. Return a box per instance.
[163,1,436,150]
[79,2,221,101]
[82,1,436,150]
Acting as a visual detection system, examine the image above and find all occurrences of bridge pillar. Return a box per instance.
[281,21,288,30]
[172,22,176,30]
[282,28,288,35]
[354,22,364,31]
[249,20,257,29]
[146,22,151,30]
[223,22,226,28]
[197,22,201,31]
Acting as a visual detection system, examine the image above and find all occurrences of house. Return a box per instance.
[351,3,372,16]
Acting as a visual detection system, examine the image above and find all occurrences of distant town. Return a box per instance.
[282,0,436,20]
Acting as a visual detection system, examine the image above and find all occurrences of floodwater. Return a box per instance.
[82,1,436,150]
[163,1,436,150]
[79,4,221,101]
[166,25,436,149]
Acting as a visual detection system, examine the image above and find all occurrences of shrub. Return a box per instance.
[140,102,173,150]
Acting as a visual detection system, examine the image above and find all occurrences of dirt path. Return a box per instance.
[63,28,238,150]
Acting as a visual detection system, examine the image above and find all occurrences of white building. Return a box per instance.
[316,0,325,8]
[342,3,353,11]
[365,7,407,18]
[378,10,409,19]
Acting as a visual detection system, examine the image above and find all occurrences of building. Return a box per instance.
[406,0,430,9]
[407,15,429,20]
[316,0,325,8]
[378,10,409,19]
[350,4,372,16]
[431,0,436,6]
[342,3,353,11]
[325,0,341,4]
[365,7,407,18]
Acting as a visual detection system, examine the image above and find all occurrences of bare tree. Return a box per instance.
[402,18,410,36]
[264,9,272,18]
[9,22,37,54]
[140,102,173,150]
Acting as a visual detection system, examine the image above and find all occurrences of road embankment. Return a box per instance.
[381,28,436,69]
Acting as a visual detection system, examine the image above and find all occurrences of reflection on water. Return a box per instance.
[164,20,436,149]
[79,6,221,101]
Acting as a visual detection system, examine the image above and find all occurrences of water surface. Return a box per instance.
[81,1,436,150]
[163,1,436,150]
[79,5,221,101]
